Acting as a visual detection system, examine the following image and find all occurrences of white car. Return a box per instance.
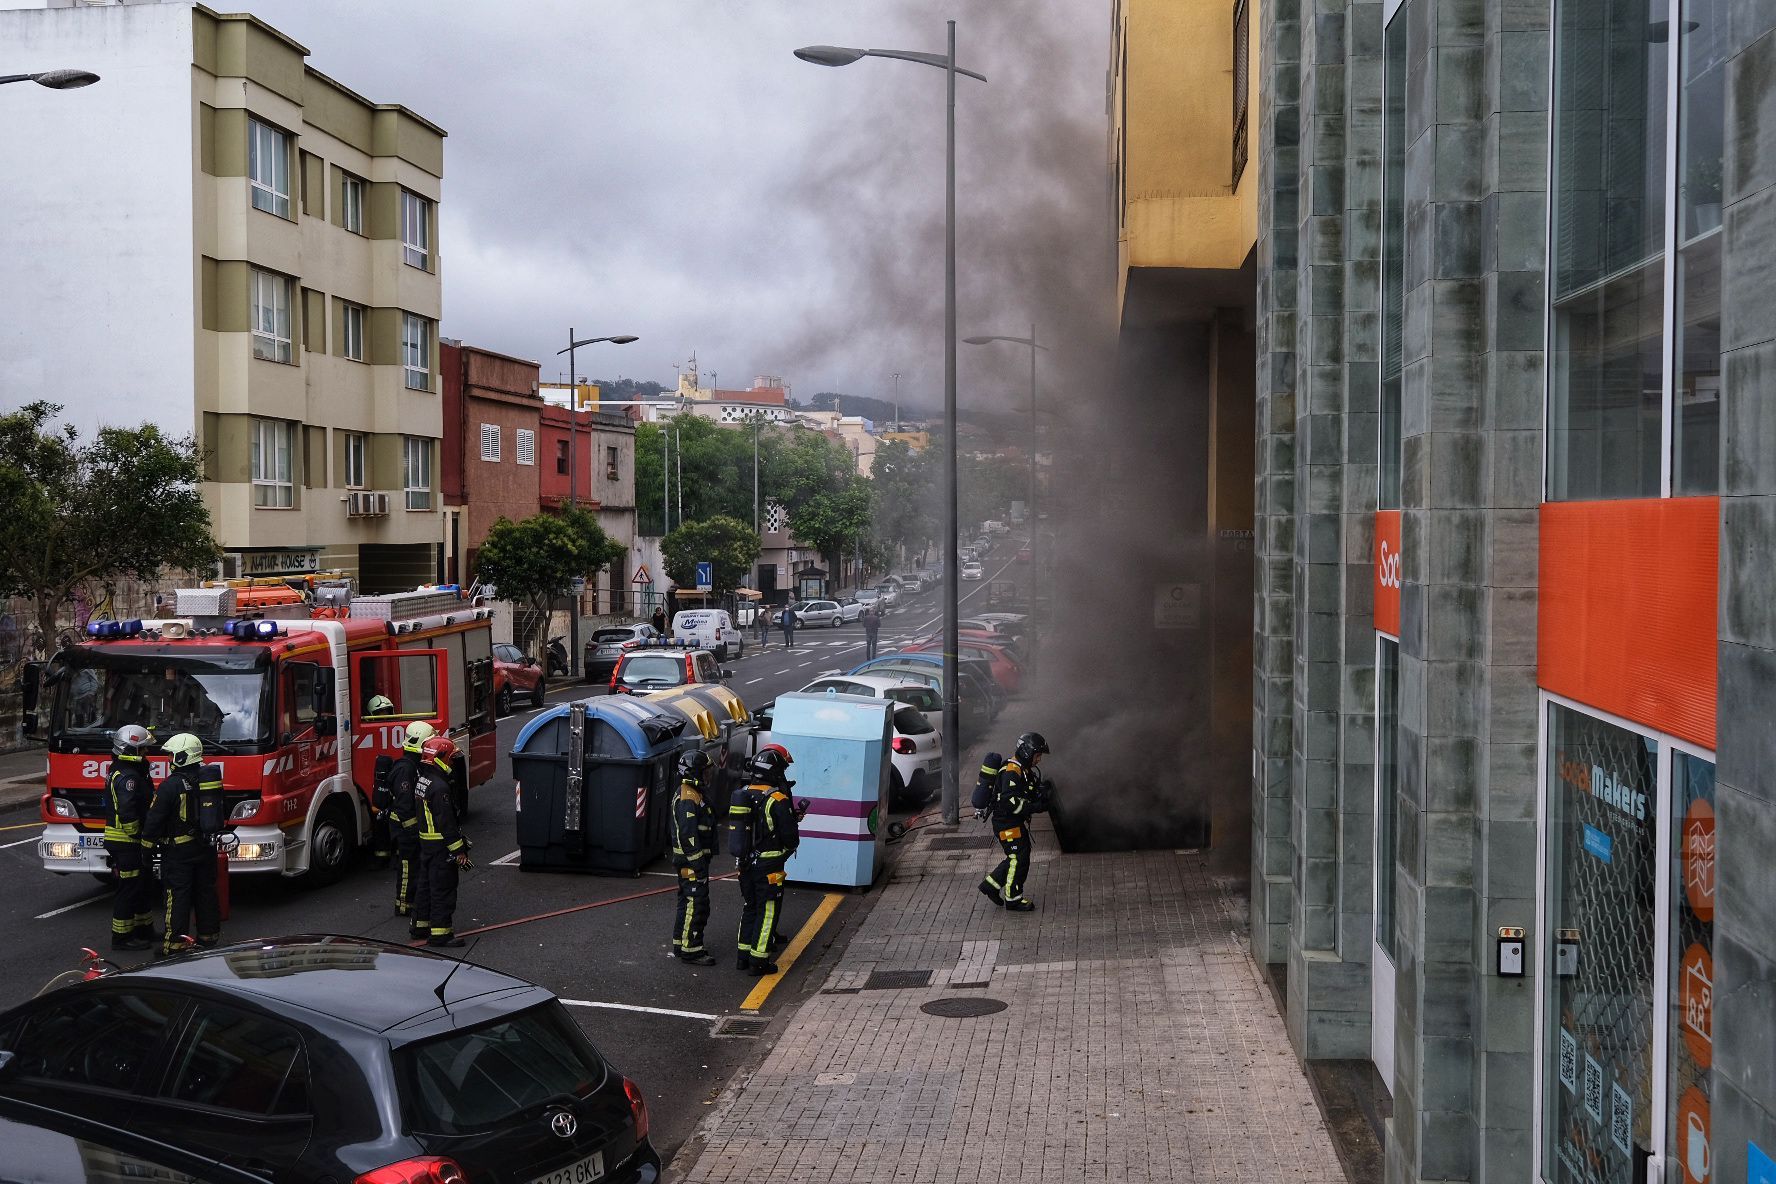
[874,582,901,607]
[773,675,946,801]
[854,587,884,612]
[669,609,744,660]
[961,561,985,580]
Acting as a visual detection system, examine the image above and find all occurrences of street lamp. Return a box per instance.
[0,69,100,90]
[554,330,638,677]
[965,326,1047,607]
[796,24,985,826]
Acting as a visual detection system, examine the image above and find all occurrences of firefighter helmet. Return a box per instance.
[403,720,437,750]
[163,732,204,769]
[420,735,459,766]
[366,694,394,715]
[1013,732,1050,765]
[749,744,795,788]
[112,723,155,759]
[678,749,711,783]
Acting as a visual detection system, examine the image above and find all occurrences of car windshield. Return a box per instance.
[397,1002,607,1136]
[893,705,934,735]
[619,654,684,687]
[50,649,270,751]
[593,628,637,643]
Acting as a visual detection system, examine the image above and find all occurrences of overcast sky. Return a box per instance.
[239,0,1113,414]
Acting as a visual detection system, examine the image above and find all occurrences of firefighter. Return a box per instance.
[379,719,432,931]
[103,724,157,950]
[670,749,717,966]
[979,731,1050,912]
[733,744,801,976]
[412,734,471,948]
[365,696,397,868]
[144,732,223,953]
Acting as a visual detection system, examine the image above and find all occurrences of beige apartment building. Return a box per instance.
[2,1,446,592]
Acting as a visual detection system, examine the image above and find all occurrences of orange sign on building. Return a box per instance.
[1374,510,1402,637]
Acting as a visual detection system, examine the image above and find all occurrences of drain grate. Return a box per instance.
[711,1016,770,1037]
[863,969,934,991]
[927,835,998,851]
[921,997,1008,1018]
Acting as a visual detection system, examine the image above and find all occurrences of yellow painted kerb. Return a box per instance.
[740,891,844,1013]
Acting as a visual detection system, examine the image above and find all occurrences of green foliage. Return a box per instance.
[661,516,761,594]
[474,508,625,649]
[0,402,218,657]
[790,478,874,574]
[869,439,935,559]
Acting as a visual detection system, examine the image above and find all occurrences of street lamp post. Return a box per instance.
[796,24,985,826]
[964,325,1047,607]
[554,330,638,676]
[0,68,100,89]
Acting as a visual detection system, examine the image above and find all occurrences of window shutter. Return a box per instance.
[481,423,500,462]
[516,429,535,466]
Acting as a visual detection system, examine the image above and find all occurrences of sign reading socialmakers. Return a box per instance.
[1374,510,1402,636]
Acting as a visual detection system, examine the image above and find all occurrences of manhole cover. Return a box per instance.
[864,969,933,990]
[921,997,1008,1018]
[928,836,998,851]
[711,1016,770,1037]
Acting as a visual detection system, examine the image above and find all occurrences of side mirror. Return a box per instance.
[721,669,735,680]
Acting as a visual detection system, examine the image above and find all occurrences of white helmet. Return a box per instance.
[403,720,437,749]
[163,732,204,769]
[367,694,394,715]
[112,724,155,759]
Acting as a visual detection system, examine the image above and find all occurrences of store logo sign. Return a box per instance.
[1681,943,1713,1070]
[1556,755,1648,821]
[1582,824,1614,864]
[1684,798,1716,922]
[1373,511,1402,635]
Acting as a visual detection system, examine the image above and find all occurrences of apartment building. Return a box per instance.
[0,1,445,591]
[440,341,542,585]
[539,406,638,616]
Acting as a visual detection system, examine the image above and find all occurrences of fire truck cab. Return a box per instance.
[36,584,496,885]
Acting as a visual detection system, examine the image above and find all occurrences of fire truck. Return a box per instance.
[35,583,497,885]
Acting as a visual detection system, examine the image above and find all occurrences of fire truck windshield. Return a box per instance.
[48,649,271,753]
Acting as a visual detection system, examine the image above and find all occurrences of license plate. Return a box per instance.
[529,1150,603,1184]
[79,834,105,849]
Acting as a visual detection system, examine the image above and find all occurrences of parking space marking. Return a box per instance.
[36,892,107,920]
[561,998,723,1022]
[1,835,39,849]
[489,849,521,867]
[740,891,844,1013]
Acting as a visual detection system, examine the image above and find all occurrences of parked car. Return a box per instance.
[492,642,547,715]
[610,644,733,696]
[800,673,944,720]
[835,596,865,622]
[874,582,901,607]
[669,608,744,660]
[847,654,1002,730]
[0,936,660,1184]
[853,587,885,613]
[958,617,1023,642]
[0,1093,267,1184]
[791,599,846,627]
[961,561,985,580]
[905,636,1023,693]
[760,679,943,802]
[584,622,663,683]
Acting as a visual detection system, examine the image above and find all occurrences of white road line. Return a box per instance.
[774,669,793,675]
[560,998,723,1022]
[0,835,39,850]
[745,678,764,685]
[36,893,107,920]
[489,849,521,867]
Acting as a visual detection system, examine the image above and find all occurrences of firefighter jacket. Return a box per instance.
[144,763,222,859]
[415,760,466,853]
[103,757,154,846]
[672,782,714,867]
[989,759,1046,828]
[752,784,800,864]
[382,750,422,830]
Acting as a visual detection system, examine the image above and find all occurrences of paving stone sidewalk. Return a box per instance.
[672,816,1347,1183]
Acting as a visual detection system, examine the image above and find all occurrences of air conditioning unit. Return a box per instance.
[347,491,391,518]
[372,492,391,515]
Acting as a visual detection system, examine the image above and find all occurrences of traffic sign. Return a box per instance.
[694,561,713,592]
[569,576,586,594]
[632,564,652,585]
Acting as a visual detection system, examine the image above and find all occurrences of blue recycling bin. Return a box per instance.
[511,696,686,874]
[768,691,892,888]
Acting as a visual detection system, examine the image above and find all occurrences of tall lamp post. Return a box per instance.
[0,68,99,89]
[796,25,985,826]
[964,325,1046,604]
[554,330,638,677]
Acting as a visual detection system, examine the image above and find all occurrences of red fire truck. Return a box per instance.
[35,584,497,885]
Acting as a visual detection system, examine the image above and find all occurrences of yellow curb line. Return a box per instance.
[0,821,42,833]
[740,891,844,1014]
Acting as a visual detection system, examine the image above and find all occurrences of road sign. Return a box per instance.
[632,564,652,585]
[569,576,586,594]
[694,561,713,592]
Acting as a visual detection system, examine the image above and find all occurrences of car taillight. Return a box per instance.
[355,1157,466,1184]
[892,737,915,755]
[621,639,640,650]
[624,1077,650,1143]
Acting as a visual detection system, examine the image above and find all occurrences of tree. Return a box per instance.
[0,402,218,658]
[868,438,935,560]
[661,516,761,595]
[474,508,625,653]
[790,478,874,577]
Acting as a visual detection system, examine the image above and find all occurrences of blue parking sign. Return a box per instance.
[695,561,712,591]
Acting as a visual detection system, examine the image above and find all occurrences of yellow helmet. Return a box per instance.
[403,720,437,749]
[367,694,394,715]
[163,733,204,769]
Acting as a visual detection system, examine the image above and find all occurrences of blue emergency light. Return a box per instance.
[222,618,281,641]
[84,619,144,640]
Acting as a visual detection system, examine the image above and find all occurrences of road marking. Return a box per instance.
[36,893,107,920]
[560,998,724,1022]
[745,678,764,685]
[489,849,520,867]
[1,835,39,849]
[774,669,792,676]
[741,891,844,1013]
[0,821,43,833]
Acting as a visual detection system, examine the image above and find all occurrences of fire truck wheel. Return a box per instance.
[497,686,514,717]
[305,798,355,887]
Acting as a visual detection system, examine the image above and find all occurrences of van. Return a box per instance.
[670,609,744,660]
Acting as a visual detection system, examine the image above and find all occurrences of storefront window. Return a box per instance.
[1668,753,1714,1184]
[1375,637,1400,959]
[1542,703,1658,1183]
[1379,14,1406,510]
[1548,0,1670,500]
[1673,0,1724,493]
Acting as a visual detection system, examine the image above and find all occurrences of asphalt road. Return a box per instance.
[0,553,1023,1164]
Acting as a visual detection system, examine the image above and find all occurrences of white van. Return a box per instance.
[670,609,744,660]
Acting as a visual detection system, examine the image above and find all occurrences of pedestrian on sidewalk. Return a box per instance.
[980,731,1050,912]
[670,750,717,965]
[861,605,880,659]
[779,605,798,651]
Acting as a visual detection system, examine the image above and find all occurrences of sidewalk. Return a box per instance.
[672,814,1347,1184]
[0,744,44,811]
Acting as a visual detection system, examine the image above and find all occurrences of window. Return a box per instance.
[1373,636,1400,960]
[893,704,935,735]
[403,314,431,391]
[1231,0,1249,187]
[401,189,431,269]
[1378,12,1406,509]
[403,436,432,509]
[606,445,620,480]
[167,1003,309,1116]
[251,269,294,364]
[279,660,321,736]
[516,428,535,467]
[1667,751,1715,1184]
[1673,0,1724,492]
[556,438,570,475]
[7,989,184,1093]
[397,1004,606,1136]
[249,118,291,218]
[251,418,295,508]
[342,302,366,362]
[341,172,365,234]
[480,423,501,463]
[344,432,367,488]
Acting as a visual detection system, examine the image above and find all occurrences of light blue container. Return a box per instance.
[768,691,892,888]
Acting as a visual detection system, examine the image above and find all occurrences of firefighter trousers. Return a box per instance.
[161,849,219,953]
[370,811,392,863]
[393,826,420,918]
[413,844,459,940]
[673,861,711,955]
[737,859,785,963]
[983,826,1032,903]
[106,841,154,941]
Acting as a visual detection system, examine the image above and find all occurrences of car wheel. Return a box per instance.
[832,617,843,628]
[304,797,355,887]
[736,639,745,658]
[531,679,547,708]
[889,770,908,806]
[497,686,513,717]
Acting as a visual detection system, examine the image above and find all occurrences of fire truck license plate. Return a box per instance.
[79,835,106,849]
[528,1151,602,1184]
